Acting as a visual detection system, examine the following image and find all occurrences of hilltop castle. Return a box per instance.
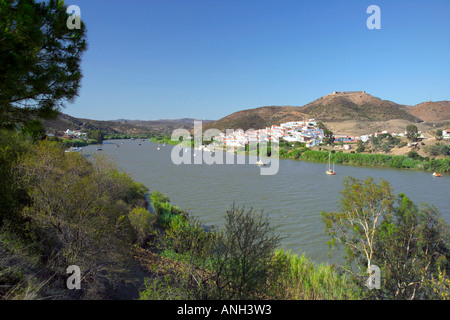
[330,91,366,95]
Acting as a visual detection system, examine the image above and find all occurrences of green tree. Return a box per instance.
[20,119,46,141]
[323,129,334,145]
[322,177,450,299]
[140,204,282,300]
[321,177,394,274]
[128,207,156,247]
[406,125,419,142]
[88,129,104,144]
[0,0,87,129]
[211,205,281,299]
[435,129,443,141]
[374,195,450,299]
[356,139,365,153]
[0,130,31,228]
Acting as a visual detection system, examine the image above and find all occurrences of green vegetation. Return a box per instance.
[105,133,154,140]
[1,1,448,300]
[424,144,450,157]
[87,130,104,144]
[61,138,99,148]
[0,0,87,129]
[322,129,334,145]
[0,132,150,299]
[280,147,450,173]
[140,204,360,300]
[406,124,419,142]
[322,177,450,299]
[2,126,449,300]
[149,135,180,146]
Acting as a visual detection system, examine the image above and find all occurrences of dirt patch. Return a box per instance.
[323,119,433,137]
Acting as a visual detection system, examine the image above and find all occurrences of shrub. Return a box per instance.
[271,250,361,300]
[128,207,156,247]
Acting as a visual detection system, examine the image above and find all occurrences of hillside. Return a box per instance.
[42,113,208,136]
[404,101,450,122]
[299,92,419,122]
[202,106,308,132]
[202,92,422,134]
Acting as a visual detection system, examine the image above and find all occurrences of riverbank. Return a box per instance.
[147,134,450,173]
[281,148,450,173]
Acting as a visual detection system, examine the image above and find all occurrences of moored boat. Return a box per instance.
[326,150,335,175]
[256,160,266,166]
[432,172,441,177]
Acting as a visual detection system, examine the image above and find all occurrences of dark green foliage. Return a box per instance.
[0,130,31,228]
[406,124,419,142]
[0,135,150,299]
[374,195,450,299]
[87,130,104,144]
[149,190,186,229]
[128,207,156,247]
[211,205,281,299]
[323,129,334,145]
[19,119,46,141]
[424,144,450,157]
[322,177,450,300]
[0,0,87,128]
[281,148,450,172]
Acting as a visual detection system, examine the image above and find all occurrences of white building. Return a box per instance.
[443,129,450,139]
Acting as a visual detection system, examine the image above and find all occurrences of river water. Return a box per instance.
[84,140,449,265]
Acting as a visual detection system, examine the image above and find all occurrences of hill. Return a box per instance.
[202,92,421,133]
[299,92,419,122]
[42,113,209,136]
[404,101,450,122]
[202,106,308,132]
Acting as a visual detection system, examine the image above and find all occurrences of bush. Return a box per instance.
[271,250,361,300]
[128,207,156,247]
[425,144,450,157]
[8,141,149,298]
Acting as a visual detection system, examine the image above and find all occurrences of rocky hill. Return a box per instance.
[299,92,419,122]
[404,101,450,122]
[43,93,449,138]
[42,113,208,136]
[202,92,422,133]
[201,106,308,132]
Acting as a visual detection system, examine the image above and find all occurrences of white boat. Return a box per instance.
[256,160,266,166]
[326,151,335,175]
[65,147,82,153]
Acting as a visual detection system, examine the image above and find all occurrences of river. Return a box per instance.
[84,140,450,265]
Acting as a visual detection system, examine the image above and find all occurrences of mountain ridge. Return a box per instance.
[43,93,449,137]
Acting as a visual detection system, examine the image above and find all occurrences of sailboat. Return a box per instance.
[256,159,266,166]
[326,150,335,175]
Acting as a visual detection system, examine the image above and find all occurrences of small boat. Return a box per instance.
[256,160,266,166]
[65,147,82,153]
[432,172,441,177]
[326,151,335,175]
[157,147,160,150]
[97,147,103,151]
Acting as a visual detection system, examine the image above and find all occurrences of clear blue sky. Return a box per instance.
[64,0,450,121]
